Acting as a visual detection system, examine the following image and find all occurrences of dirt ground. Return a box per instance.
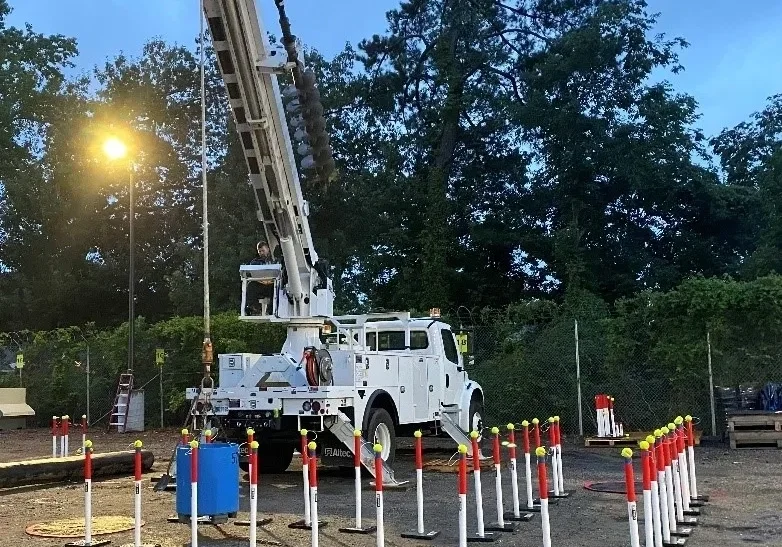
[1,427,780,547]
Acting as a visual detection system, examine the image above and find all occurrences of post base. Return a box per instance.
[339,525,377,534]
[234,518,273,527]
[288,519,328,530]
[504,511,534,521]
[548,490,571,498]
[117,543,161,547]
[663,537,687,546]
[64,541,111,547]
[672,525,693,536]
[683,507,701,517]
[689,499,706,507]
[467,532,496,542]
[679,514,699,525]
[400,530,440,540]
[691,494,709,503]
[485,522,515,532]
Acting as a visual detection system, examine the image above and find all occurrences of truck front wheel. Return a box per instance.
[365,407,396,467]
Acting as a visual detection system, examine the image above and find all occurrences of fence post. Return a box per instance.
[707,331,716,436]
[575,319,583,436]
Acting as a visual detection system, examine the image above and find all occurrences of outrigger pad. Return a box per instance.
[340,525,377,534]
[663,537,687,546]
[233,517,273,527]
[64,541,111,547]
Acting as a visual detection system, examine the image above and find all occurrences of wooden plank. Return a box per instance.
[0,450,155,488]
[423,457,494,473]
[731,430,782,441]
[585,430,702,448]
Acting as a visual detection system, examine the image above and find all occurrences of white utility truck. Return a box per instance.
[186,0,485,484]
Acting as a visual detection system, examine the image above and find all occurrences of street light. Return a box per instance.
[103,136,135,374]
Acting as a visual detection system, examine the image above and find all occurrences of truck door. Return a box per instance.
[413,356,429,421]
[439,328,461,405]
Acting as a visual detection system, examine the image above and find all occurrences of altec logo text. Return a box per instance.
[323,447,352,458]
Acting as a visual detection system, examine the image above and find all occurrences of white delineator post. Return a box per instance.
[374,443,385,547]
[675,419,693,513]
[661,427,677,536]
[61,415,69,456]
[594,396,603,437]
[654,430,671,544]
[667,424,686,526]
[536,446,552,547]
[521,421,538,511]
[190,440,199,547]
[646,435,663,547]
[81,415,87,453]
[309,441,319,547]
[640,441,655,547]
[52,416,59,458]
[134,440,143,547]
[622,448,641,547]
[302,430,312,526]
[685,416,706,503]
[458,444,468,547]
[400,430,436,538]
[608,398,617,437]
[470,430,490,540]
[84,440,94,544]
[250,440,259,547]
[486,427,512,532]
[554,416,565,494]
[547,418,560,497]
[506,423,521,517]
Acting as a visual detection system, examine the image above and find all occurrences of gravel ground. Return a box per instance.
[0,427,780,546]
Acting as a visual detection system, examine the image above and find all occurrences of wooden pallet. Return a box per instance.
[728,412,782,432]
[729,429,782,449]
[584,429,702,448]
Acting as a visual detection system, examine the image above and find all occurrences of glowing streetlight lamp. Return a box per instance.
[103,136,135,374]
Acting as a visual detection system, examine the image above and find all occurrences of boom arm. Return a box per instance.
[203,0,333,319]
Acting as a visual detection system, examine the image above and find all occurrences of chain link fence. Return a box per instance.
[5,288,782,440]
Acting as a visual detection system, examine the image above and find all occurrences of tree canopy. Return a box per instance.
[0,0,779,332]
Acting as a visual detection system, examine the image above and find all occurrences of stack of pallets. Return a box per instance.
[728,411,782,449]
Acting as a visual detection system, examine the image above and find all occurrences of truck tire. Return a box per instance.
[258,444,295,474]
[365,407,396,468]
[469,395,485,441]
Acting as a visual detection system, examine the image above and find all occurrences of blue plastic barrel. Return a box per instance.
[175,442,240,517]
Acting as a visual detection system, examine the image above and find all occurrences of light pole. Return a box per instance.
[103,137,135,373]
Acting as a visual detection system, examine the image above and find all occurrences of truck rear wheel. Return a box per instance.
[256,444,295,474]
[365,407,396,467]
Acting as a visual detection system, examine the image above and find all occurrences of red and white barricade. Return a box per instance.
[504,423,534,520]
[646,435,663,547]
[401,430,437,538]
[458,444,469,547]
[486,427,514,532]
[52,416,60,458]
[622,448,640,547]
[81,415,87,453]
[341,429,376,535]
[374,444,385,547]
[469,430,494,541]
[639,440,654,547]
[65,439,110,547]
[536,446,552,547]
[309,441,320,547]
[685,416,708,504]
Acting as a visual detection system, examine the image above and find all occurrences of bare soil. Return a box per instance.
[0,427,779,546]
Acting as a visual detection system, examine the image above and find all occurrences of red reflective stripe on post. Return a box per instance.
[493,433,500,465]
[667,434,675,464]
[134,448,142,481]
[51,417,57,436]
[459,453,467,495]
[677,427,685,453]
[414,435,423,470]
[63,418,69,436]
[308,448,317,488]
[548,423,555,447]
[301,434,309,465]
[471,437,480,471]
[182,432,189,444]
[624,459,636,503]
[375,452,383,492]
[509,429,517,459]
[522,426,530,453]
[82,416,87,433]
[686,421,694,447]
[537,455,548,500]
[190,445,198,483]
[534,423,541,448]
[641,450,651,491]
[251,447,258,486]
[85,447,92,480]
[355,435,363,468]
[655,441,665,472]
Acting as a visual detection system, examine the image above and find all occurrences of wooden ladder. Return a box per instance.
[107,372,134,433]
